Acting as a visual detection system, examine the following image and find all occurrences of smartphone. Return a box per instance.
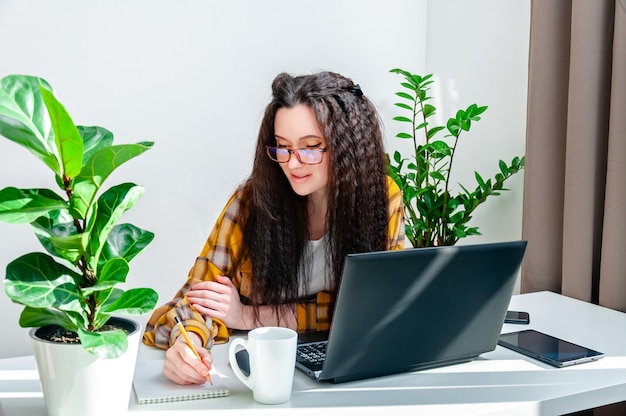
[498,329,604,367]
[504,310,530,324]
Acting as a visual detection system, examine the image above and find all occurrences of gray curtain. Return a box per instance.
[523,1,626,413]
[523,0,626,309]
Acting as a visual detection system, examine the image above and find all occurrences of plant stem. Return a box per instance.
[63,175,96,328]
[440,133,460,243]
[412,91,421,186]
[417,97,429,188]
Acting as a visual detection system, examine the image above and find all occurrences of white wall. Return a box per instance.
[0,0,529,358]
[424,0,529,247]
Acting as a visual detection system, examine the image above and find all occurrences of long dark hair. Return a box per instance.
[237,71,389,321]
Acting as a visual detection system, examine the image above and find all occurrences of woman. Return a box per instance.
[143,71,405,384]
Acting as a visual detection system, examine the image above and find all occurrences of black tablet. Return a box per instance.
[498,329,604,367]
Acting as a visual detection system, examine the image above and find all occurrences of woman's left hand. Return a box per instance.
[187,275,249,329]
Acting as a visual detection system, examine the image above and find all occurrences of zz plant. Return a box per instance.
[0,75,158,358]
[387,68,525,248]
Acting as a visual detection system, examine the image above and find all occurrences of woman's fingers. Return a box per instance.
[163,334,212,385]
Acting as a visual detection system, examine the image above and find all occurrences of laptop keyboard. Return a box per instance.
[297,341,327,368]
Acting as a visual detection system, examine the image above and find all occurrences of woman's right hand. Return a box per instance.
[163,332,213,385]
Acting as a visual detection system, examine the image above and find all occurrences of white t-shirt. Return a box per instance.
[298,235,331,297]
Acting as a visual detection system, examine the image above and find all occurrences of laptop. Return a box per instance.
[295,240,527,383]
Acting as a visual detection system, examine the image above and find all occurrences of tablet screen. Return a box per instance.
[498,329,604,367]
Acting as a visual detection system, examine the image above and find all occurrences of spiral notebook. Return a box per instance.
[133,360,229,404]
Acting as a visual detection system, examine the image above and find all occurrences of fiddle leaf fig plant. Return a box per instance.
[387,68,525,248]
[0,74,158,358]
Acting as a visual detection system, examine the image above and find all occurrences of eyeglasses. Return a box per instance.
[265,146,327,165]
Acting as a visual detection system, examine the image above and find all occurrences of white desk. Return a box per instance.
[1,291,626,416]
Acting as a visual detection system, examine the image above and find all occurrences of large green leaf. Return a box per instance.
[40,86,83,178]
[4,252,84,313]
[0,187,67,224]
[100,287,159,315]
[85,183,145,270]
[99,223,154,268]
[77,125,114,165]
[31,209,83,263]
[0,75,59,173]
[18,306,80,331]
[45,233,84,262]
[70,142,153,218]
[77,326,128,359]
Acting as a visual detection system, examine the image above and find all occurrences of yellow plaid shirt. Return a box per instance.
[143,177,405,349]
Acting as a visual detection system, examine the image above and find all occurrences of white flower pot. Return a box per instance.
[29,317,141,416]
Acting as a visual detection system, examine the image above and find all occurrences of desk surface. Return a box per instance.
[1,291,626,416]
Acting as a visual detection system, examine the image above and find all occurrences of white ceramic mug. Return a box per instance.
[228,327,297,404]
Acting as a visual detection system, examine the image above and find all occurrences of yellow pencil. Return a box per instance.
[174,316,212,384]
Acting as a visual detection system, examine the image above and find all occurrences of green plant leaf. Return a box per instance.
[396,132,413,139]
[414,122,427,131]
[394,102,413,111]
[466,227,481,236]
[390,68,412,78]
[426,126,445,140]
[446,118,461,136]
[77,326,128,359]
[85,183,145,270]
[392,116,413,123]
[0,75,60,174]
[70,142,153,218]
[0,187,67,224]
[449,211,464,223]
[395,92,414,101]
[499,160,509,176]
[100,287,159,315]
[18,306,79,331]
[4,252,84,313]
[429,140,452,156]
[460,118,472,132]
[400,82,417,91]
[81,258,129,296]
[429,171,446,181]
[31,208,83,263]
[77,125,114,165]
[423,104,436,118]
[419,74,434,83]
[99,223,154,268]
[467,104,488,119]
[46,233,85,263]
[40,85,83,178]
[475,173,487,193]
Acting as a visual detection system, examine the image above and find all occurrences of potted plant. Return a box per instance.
[386,68,525,248]
[0,74,158,416]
